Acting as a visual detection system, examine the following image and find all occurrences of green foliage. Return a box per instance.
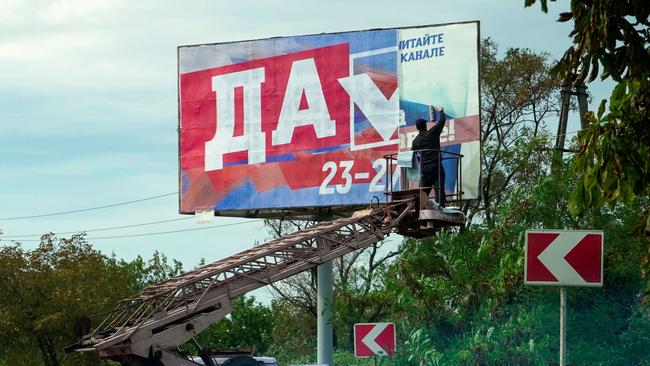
[192,296,275,355]
[478,38,561,223]
[378,161,650,365]
[0,235,133,365]
[527,0,649,85]
[0,235,183,366]
[570,81,650,216]
[392,327,444,366]
[118,250,184,290]
[524,2,650,210]
[266,300,316,365]
[333,247,399,352]
[526,0,650,314]
[277,350,374,366]
[330,350,374,366]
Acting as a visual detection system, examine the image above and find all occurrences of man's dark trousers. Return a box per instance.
[421,160,446,207]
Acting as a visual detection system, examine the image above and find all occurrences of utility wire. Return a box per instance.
[0,192,177,221]
[1,217,194,238]
[5,220,262,242]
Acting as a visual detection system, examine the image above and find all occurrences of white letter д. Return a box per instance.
[205,68,266,171]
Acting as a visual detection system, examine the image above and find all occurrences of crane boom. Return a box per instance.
[70,200,416,365]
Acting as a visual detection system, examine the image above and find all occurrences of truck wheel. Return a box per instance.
[222,356,259,366]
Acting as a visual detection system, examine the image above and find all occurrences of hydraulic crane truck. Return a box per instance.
[66,156,465,365]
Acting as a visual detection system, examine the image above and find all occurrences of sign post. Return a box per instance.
[525,230,604,366]
[560,286,566,366]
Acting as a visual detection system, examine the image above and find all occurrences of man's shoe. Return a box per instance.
[424,199,441,210]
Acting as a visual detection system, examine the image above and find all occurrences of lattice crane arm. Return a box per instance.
[68,200,415,365]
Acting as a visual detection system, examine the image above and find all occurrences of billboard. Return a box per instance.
[179,22,480,215]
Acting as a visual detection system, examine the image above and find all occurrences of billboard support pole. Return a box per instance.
[317,252,334,366]
[560,286,566,366]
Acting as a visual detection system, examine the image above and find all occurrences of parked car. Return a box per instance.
[190,355,278,366]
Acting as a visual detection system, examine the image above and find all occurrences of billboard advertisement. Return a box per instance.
[179,22,480,215]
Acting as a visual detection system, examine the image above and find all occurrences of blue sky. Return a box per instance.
[0,0,612,295]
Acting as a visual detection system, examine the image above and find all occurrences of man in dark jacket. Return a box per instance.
[411,107,446,207]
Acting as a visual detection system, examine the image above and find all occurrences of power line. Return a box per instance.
[0,192,177,221]
[4,220,262,242]
[1,217,194,238]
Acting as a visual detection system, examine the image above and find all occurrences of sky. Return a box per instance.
[0,0,613,300]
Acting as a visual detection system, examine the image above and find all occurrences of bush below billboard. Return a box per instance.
[179,22,480,215]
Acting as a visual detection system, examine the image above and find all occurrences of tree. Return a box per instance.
[263,218,401,352]
[0,235,184,366]
[266,298,318,364]
[525,0,650,305]
[119,249,184,289]
[192,296,275,355]
[0,234,135,365]
[383,158,650,365]
[474,38,561,224]
[523,0,650,225]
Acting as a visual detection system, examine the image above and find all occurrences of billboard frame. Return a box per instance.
[177,20,482,219]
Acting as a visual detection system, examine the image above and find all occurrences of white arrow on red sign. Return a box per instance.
[525,230,604,286]
[354,322,395,358]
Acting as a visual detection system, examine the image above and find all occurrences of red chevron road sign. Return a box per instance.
[525,230,604,287]
[354,322,396,358]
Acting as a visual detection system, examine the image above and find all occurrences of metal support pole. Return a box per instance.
[317,259,334,366]
[553,85,572,171]
[576,83,589,129]
[556,85,572,150]
[560,287,567,366]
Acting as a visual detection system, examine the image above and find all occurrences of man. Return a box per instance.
[411,107,446,207]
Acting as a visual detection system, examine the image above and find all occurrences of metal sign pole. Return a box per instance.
[560,286,566,366]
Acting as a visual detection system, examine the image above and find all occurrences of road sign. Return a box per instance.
[354,322,395,358]
[525,230,604,286]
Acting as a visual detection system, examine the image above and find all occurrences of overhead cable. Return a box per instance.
[0,192,177,221]
[5,220,262,242]
[1,217,194,238]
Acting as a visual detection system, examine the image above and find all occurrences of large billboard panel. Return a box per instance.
[179,22,480,215]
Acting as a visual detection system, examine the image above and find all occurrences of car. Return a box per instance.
[190,355,278,366]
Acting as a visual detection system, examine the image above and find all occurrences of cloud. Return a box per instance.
[43,0,124,24]
[0,31,102,62]
[0,0,125,30]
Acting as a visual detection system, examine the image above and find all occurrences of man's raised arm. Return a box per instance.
[429,107,447,136]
